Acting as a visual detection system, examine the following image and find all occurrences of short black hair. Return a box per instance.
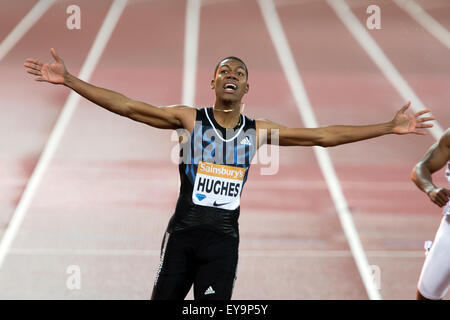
[214,56,248,80]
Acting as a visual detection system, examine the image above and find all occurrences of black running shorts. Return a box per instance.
[151,229,239,300]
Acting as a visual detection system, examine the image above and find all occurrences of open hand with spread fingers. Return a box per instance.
[24,48,67,85]
[390,101,435,135]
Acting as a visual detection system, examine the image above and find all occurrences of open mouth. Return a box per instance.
[223,82,238,93]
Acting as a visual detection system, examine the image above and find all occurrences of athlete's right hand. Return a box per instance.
[427,187,450,208]
[24,48,67,84]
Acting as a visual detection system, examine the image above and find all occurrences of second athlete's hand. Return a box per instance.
[24,48,67,84]
[427,187,450,208]
[390,102,434,135]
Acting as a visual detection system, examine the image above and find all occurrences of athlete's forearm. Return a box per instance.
[276,122,394,147]
[283,122,394,147]
[64,73,131,117]
[411,164,437,195]
[411,133,450,196]
[319,122,395,147]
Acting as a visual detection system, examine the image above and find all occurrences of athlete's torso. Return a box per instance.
[167,107,257,237]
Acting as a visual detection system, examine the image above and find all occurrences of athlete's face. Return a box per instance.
[211,59,249,102]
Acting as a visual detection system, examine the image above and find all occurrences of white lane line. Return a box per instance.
[257,0,381,300]
[0,0,128,270]
[394,0,450,50]
[202,0,239,6]
[181,0,201,106]
[8,248,426,258]
[0,0,55,62]
[274,0,316,8]
[327,0,444,140]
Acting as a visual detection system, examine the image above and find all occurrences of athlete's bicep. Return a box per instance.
[256,119,324,147]
[418,133,450,174]
[161,105,196,132]
[127,101,195,130]
[255,119,286,148]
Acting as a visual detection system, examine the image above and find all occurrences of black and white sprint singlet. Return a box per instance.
[166,107,257,238]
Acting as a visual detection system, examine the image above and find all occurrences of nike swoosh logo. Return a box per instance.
[213,200,231,207]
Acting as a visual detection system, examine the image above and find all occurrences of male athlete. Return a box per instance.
[25,49,434,300]
[411,129,450,300]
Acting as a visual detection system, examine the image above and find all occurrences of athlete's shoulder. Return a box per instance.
[254,118,287,130]
[242,113,255,121]
[443,127,450,140]
[439,128,450,149]
[161,105,197,131]
[242,113,255,125]
[163,105,197,113]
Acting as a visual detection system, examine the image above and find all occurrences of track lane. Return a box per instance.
[349,0,449,128]
[280,0,448,299]
[347,0,449,299]
[0,0,38,41]
[0,0,113,251]
[0,0,186,299]
[275,0,448,299]
[415,0,450,31]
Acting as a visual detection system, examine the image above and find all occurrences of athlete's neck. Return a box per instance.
[213,99,242,129]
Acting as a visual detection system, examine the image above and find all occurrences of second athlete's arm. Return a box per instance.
[411,129,450,208]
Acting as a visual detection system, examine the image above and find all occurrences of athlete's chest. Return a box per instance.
[188,109,256,166]
[193,128,253,163]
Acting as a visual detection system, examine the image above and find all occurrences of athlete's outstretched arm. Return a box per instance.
[411,129,450,208]
[256,102,434,148]
[24,48,195,131]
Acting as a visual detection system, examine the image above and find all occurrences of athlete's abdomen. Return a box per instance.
[167,185,240,237]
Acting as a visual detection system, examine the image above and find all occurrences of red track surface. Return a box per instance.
[0,0,448,299]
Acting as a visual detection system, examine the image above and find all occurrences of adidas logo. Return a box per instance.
[240,136,252,146]
[204,286,215,295]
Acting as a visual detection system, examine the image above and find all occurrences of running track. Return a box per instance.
[0,0,448,299]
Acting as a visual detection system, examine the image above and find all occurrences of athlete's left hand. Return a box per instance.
[427,187,450,208]
[390,102,434,135]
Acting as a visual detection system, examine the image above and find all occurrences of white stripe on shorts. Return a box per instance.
[154,232,170,287]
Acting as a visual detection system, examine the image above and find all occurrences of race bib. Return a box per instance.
[192,161,245,210]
